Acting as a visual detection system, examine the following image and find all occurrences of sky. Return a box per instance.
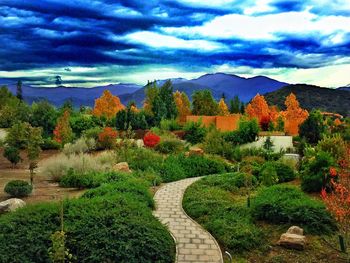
[0,0,350,88]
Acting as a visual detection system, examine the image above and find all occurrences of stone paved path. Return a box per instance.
[153,177,223,263]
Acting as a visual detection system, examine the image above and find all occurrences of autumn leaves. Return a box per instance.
[246,93,308,135]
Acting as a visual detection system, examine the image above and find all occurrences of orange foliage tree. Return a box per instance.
[218,98,230,116]
[53,110,73,145]
[173,90,191,123]
[93,90,125,119]
[246,94,272,130]
[281,93,308,135]
[321,146,350,252]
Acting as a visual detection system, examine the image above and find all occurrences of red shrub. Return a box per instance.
[98,127,118,149]
[259,115,271,131]
[143,132,160,148]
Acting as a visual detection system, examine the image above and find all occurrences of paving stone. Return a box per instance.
[153,177,223,263]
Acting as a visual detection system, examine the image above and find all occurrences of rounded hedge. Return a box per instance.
[4,180,32,197]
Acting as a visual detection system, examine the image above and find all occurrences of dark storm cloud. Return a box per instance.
[0,0,350,86]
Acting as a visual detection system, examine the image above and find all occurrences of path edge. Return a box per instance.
[179,177,224,263]
[153,177,224,263]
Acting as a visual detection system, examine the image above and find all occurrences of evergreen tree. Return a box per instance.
[299,110,324,144]
[16,80,23,101]
[229,95,241,113]
[143,82,159,115]
[152,80,177,124]
[192,90,218,116]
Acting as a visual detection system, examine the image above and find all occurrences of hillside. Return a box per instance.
[265,84,350,116]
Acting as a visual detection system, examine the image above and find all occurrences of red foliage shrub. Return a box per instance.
[143,132,160,148]
[259,115,271,131]
[98,127,118,149]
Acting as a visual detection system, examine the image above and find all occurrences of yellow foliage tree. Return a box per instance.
[218,98,230,116]
[173,90,191,123]
[93,90,125,119]
[281,93,308,135]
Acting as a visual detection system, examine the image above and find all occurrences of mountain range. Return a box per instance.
[0,73,349,116]
[0,73,289,107]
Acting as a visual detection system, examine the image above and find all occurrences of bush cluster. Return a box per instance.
[183,173,263,254]
[301,151,336,192]
[155,138,184,154]
[0,177,175,263]
[251,185,336,234]
[4,180,33,197]
[183,121,207,144]
[117,148,229,183]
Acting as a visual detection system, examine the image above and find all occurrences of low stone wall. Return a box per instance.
[241,135,293,152]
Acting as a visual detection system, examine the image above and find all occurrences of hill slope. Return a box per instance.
[265,84,350,116]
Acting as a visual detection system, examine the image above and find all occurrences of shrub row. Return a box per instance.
[0,176,175,263]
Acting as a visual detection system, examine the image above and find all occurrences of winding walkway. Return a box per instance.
[153,177,223,263]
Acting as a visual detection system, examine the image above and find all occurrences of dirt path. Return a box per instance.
[0,150,84,204]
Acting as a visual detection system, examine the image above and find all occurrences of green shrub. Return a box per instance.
[41,138,61,150]
[160,155,187,182]
[273,162,296,182]
[159,119,181,131]
[251,185,335,234]
[316,134,347,161]
[200,173,257,192]
[4,180,32,197]
[0,179,175,263]
[183,175,264,253]
[176,154,228,178]
[203,129,235,160]
[3,146,21,166]
[224,118,259,146]
[258,161,295,184]
[155,138,184,154]
[59,169,107,189]
[184,121,207,144]
[132,169,163,186]
[301,151,336,192]
[123,148,164,172]
[82,127,102,141]
[82,179,154,209]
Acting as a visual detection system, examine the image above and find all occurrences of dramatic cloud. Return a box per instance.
[0,0,349,87]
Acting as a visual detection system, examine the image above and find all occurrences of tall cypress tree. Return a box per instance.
[16,80,23,101]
